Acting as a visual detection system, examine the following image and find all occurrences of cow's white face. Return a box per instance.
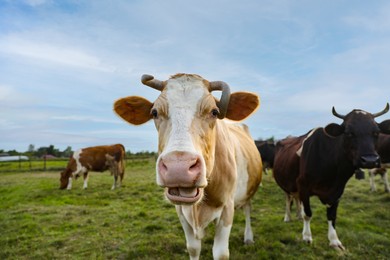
[152,75,218,204]
[114,73,260,205]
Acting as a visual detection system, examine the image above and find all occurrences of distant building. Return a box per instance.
[41,155,57,160]
[0,155,29,162]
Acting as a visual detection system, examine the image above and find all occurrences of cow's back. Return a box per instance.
[78,144,124,172]
[273,134,308,194]
[227,123,262,207]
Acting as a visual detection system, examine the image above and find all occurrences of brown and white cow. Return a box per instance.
[59,144,126,190]
[114,73,262,259]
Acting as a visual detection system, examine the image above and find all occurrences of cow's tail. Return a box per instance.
[119,144,126,180]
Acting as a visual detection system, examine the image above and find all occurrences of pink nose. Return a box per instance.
[158,151,204,188]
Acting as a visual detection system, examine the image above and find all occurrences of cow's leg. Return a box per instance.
[295,197,303,220]
[119,168,124,188]
[83,171,89,189]
[213,200,233,259]
[243,201,254,244]
[66,177,73,190]
[301,196,313,244]
[111,172,118,190]
[382,171,390,192]
[284,193,293,222]
[327,202,345,250]
[111,176,117,190]
[176,206,201,260]
[369,170,376,192]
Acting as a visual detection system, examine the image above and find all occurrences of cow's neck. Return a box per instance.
[203,121,237,208]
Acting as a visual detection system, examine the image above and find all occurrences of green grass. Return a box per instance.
[0,159,68,172]
[0,163,389,259]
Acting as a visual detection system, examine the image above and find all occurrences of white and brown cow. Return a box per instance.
[60,144,126,190]
[114,73,262,259]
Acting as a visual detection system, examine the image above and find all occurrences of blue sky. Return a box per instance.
[1,0,390,153]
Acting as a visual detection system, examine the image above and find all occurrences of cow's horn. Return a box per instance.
[141,74,164,91]
[210,81,231,119]
[372,103,389,118]
[332,106,345,120]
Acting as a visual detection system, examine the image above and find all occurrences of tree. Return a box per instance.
[28,144,35,153]
[62,146,73,158]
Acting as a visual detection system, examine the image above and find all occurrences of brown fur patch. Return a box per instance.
[114,96,153,125]
[225,92,259,121]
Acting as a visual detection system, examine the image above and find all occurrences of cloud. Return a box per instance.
[0,84,36,105]
[1,0,390,152]
[50,115,120,124]
[0,34,114,72]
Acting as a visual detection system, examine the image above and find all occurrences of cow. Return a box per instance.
[368,133,390,192]
[60,144,126,190]
[114,73,262,259]
[255,140,276,175]
[273,104,390,250]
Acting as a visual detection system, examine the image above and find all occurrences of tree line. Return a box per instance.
[0,144,156,159]
[0,137,275,159]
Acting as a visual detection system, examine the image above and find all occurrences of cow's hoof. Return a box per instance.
[330,241,345,251]
[303,236,313,244]
[244,239,254,245]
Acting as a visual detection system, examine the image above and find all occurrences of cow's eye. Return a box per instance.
[373,132,379,138]
[151,109,158,119]
[345,132,354,138]
[211,108,220,118]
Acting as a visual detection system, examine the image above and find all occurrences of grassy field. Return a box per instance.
[0,160,389,259]
[0,158,68,172]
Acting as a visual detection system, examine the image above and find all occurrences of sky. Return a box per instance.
[1,0,390,153]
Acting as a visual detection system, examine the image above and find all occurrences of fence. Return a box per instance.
[0,155,156,173]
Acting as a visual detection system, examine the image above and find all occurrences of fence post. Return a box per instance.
[43,154,47,171]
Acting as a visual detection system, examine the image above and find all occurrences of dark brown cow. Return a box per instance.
[60,144,125,190]
[369,133,390,192]
[255,140,276,175]
[273,104,390,250]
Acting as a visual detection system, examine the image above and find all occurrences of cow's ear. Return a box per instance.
[114,96,153,125]
[225,92,260,121]
[378,119,390,134]
[324,123,344,137]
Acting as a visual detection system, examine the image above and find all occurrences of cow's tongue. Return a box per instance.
[168,187,198,198]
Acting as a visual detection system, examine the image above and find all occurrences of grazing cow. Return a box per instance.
[255,140,276,175]
[114,73,262,259]
[60,144,126,190]
[369,133,390,192]
[273,104,390,250]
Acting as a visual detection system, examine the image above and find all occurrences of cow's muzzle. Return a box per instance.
[157,151,206,204]
[165,187,204,205]
[359,154,381,169]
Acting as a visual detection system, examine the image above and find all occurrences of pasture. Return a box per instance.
[0,160,389,259]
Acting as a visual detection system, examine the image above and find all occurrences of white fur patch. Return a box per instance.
[161,76,207,155]
[234,148,249,206]
[73,149,87,175]
[213,221,231,258]
[296,128,319,157]
[355,110,368,115]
